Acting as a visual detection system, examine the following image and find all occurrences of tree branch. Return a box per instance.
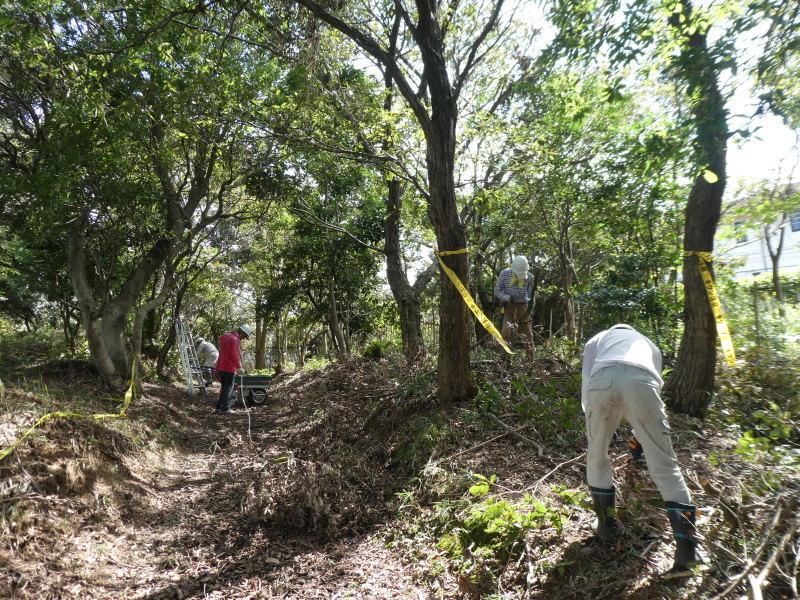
[293,0,431,134]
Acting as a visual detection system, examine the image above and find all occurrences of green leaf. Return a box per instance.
[469,482,490,496]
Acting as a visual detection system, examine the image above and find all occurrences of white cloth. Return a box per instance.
[196,340,219,368]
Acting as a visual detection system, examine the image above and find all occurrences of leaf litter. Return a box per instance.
[0,355,797,599]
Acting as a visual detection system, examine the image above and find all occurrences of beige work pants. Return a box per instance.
[584,364,692,504]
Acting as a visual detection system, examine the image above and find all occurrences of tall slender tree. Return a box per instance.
[290,0,508,401]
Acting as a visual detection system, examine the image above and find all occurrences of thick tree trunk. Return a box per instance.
[428,128,475,401]
[69,228,174,388]
[417,1,475,400]
[68,231,127,389]
[663,1,727,417]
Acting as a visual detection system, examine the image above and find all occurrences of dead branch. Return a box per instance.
[528,452,587,494]
[439,425,532,462]
[710,497,796,600]
[486,412,543,457]
[700,476,745,531]
[748,513,800,599]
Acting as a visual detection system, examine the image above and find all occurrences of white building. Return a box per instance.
[718,191,800,279]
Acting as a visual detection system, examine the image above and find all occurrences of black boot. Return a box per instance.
[590,486,617,543]
[665,501,702,573]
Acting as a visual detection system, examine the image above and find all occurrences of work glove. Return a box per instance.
[501,294,510,302]
[628,436,644,462]
[236,368,245,375]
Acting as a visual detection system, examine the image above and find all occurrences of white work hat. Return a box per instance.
[196,337,204,343]
[511,255,529,276]
[238,324,252,339]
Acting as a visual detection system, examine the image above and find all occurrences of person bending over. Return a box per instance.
[581,324,703,575]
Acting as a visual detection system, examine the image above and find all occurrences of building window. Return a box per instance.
[734,221,748,243]
[791,210,800,232]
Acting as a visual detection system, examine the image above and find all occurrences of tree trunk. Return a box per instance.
[662,0,727,417]
[328,276,348,358]
[255,297,268,369]
[384,176,434,361]
[68,231,126,389]
[273,310,287,373]
[764,221,786,317]
[292,0,498,401]
[380,59,434,362]
[421,36,475,402]
[69,227,174,388]
[429,155,475,401]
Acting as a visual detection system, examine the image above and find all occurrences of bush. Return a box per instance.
[362,338,398,360]
[713,348,800,461]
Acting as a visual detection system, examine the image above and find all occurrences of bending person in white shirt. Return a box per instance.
[195,337,219,385]
[581,324,703,576]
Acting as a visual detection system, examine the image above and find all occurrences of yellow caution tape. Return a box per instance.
[0,358,137,463]
[685,251,736,366]
[435,249,513,354]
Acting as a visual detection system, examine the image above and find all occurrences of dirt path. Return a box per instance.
[2,378,430,600]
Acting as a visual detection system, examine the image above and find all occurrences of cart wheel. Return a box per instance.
[249,388,269,405]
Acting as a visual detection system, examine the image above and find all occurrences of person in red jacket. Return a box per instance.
[214,324,252,414]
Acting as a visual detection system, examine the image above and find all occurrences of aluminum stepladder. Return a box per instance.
[174,317,207,396]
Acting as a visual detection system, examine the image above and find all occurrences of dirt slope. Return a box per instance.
[1,360,431,599]
[0,357,798,600]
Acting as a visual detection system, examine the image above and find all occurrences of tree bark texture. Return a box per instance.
[384,177,433,361]
[662,1,728,417]
[328,276,348,358]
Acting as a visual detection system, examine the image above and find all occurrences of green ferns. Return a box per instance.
[433,475,569,573]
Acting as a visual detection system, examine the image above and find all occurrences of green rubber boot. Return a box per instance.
[590,486,617,543]
[665,501,703,574]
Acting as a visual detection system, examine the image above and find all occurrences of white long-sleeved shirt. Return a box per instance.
[580,324,663,409]
[196,340,219,368]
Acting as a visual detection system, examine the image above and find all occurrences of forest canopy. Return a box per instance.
[0,0,798,406]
